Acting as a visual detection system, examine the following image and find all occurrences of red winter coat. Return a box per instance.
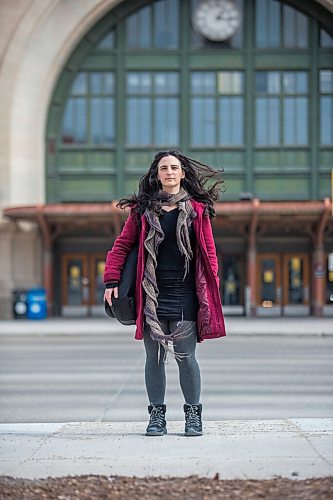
[104,200,226,342]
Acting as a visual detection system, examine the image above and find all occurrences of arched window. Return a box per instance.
[47,0,333,202]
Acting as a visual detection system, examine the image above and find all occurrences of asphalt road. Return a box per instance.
[0,333,332,423]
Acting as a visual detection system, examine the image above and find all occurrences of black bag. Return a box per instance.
[104,245,138,325]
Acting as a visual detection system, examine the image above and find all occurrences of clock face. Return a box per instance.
[192,0,241,42]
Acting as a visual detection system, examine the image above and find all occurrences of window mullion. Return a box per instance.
[310,21,319,199]
[280,73,283,147]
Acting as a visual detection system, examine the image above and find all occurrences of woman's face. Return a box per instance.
[157,155,185,193]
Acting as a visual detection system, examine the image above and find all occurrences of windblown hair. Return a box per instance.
[117,149,225,218]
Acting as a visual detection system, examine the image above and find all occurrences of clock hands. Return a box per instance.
[192,0,241,42]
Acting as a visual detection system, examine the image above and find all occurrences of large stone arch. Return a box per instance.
[0,0,125,209]
[0,0,332,209]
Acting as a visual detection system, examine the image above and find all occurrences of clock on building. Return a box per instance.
[192,0,241,42]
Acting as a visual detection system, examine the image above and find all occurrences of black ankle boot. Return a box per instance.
[184,403,203,436]
[146,404,167,436]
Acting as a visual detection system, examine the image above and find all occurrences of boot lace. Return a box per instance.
[149,406,165,427]
[185,406,200,427]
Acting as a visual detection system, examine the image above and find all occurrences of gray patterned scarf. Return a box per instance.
[142,188,197,358]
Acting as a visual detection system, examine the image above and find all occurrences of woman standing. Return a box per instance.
[104,149,226,437]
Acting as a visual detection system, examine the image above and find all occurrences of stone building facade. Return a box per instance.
[0,0,332,318]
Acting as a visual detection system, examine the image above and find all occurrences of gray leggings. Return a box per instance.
[143,320,201,405]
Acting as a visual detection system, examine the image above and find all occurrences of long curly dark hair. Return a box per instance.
[117,149,225,219]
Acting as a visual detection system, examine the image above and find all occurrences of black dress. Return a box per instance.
[155,208,198,321]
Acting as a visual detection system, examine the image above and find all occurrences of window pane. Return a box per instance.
[126,13,137,49]
[284,98,294,144]
[267,72,280,93]
[90,73,102,94]
[256,0,280,48]
[104,98,115,144]
[320,96,333,146]
[155,98,179,145]
[191,72,215,94]
[91,98,114,145]
[256,0,267,48]
[255,72,267,93]
[71,73,87,95]
[97,32,114,49]
[296,97,308,144]
[295,10,308,48]
[283,73,295,94]
[62,99,75,143]
[127,73,152,94]
[154,0,179,49]
[104,73,114,94]
[154,73,179,94]
[127,98,151,145]
[283,72,307,94]
[284,97,308,145]
[283,5,295,48]
[218,72,243,94]
[268,0,280,47]
[296,72,308,93]
[256,97,279,145]
[320,70,333,94]
[267,99,279,145]
[126,6,151,49]
[191,98,215,146]
[256,72,280,94]
[219,97,244,145]
[91,98,103,144]
[62,98,87,144]
[320,29,333,48]
[75,99,87,143]
[283,5,308,48]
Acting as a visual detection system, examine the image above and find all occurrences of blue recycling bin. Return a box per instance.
[27,288,47,320]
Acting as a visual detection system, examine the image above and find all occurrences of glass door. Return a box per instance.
[283,254,310,315]
[257,254,282,315]
[61,253,106,316]
[89,254,106,315]
[221,255,244,314]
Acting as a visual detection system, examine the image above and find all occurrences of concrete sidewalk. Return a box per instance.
[1,419,332,480]
[0,316,332,335]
